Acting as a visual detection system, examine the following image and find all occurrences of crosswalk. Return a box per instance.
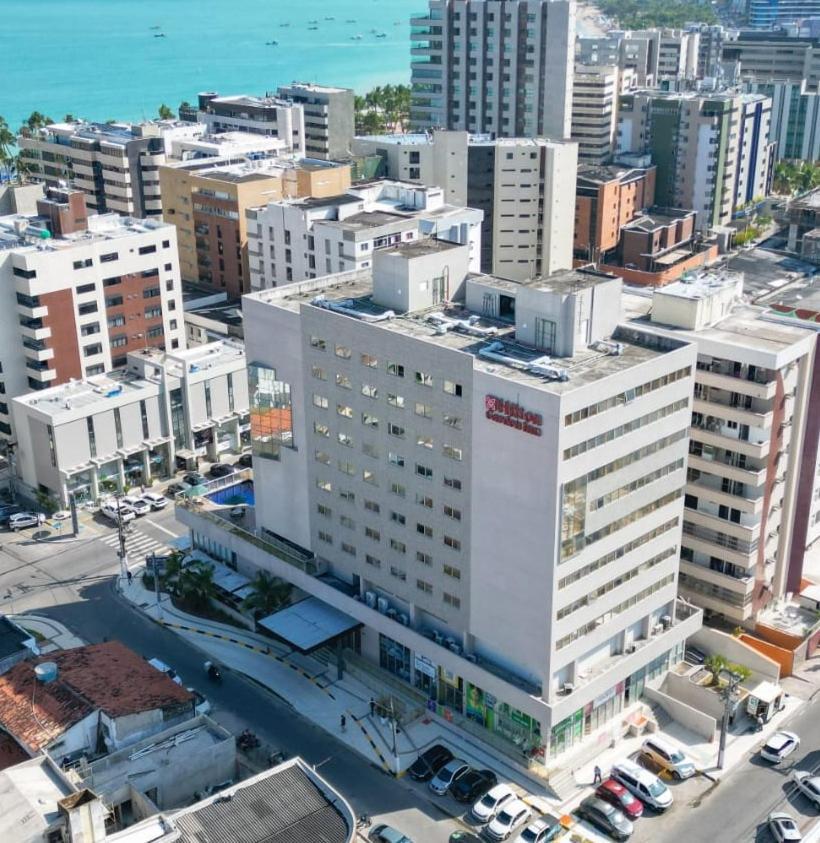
[98,527,170,563]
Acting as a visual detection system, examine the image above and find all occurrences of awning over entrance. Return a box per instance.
[257,597,361,653]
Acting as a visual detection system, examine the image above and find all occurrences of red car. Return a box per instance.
[595,778,644,820]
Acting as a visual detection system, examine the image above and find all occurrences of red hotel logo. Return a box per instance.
[485,395,543,436]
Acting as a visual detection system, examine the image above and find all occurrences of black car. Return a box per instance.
[209,463,237,479]
[576,796,633,842]
[407,744,454,782]
[182,472,207,487]
[165,482,186,497]
[237,453,253,468]
[450,768,498,803]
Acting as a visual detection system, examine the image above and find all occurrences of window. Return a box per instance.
[106,295,124,308]
[416,551,432,566]
[415,402,433,419]
[73,258,93,270]
[103,276,121,287]
[363,469,378,485]
[443,564,461,580]
[390,540,406,555]
[362,442,379,459]
[366,554,381,568]
[339,488,355,503]
[444,535,461,551]
[439,375,463,398]
[416,493,433,508]
[443,413,462,429]
[46,424,56,466]
[113,407,123,449]
[361,412,378,428]
[390,511,406,525]
[313,394,329,409]
[108,314,125,327]
[336,373,352,389]
[390,566,407,580]
[143,287,161,298]
[83,343,102,357]
[249,362,294,458]
[365,527,381,541]
[338,431,353,447]
[415,463,433,479]
[443,592,461,609]
[87,417,96,458]
[388,422,405,438]
[80,323,100,337]
[311,365,327,381]
[444,476,462,490]
[338,460,356,475]
[78,302,98,315]
[361,383,378,399]
[337,403,353,418]
[316,479,332,492]
[335,344,352,359]
[388,452,405,467]
[416,522,433,537]
[76,282,96,294]
[100,252,118,263]
[387,362,405,377]
[417,579,433,594]
[310,336,327,351]
[444,504,461,521]
[415,370,433,387]
[361,353,378,368]
[317,503,332,518]
[318,530,333,544]
[314,450,331,465]
[340,515,355,529]
[314,421,330,437]
[443,444,463,461]
[144,306,162,319]
[138,244,157,255]
[364,499,381,513]
[387,393,405,408]
[390,482,406,498]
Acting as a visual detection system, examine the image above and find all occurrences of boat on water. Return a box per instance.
[324,16,335,20]
[308,25,318,30]
[375,32,387,38]
[149,25,161,30]
[279,22,290,27]
[346,18,357,23]
[351,34,363,40]
[265,40,279,45]
[153,33,166,38]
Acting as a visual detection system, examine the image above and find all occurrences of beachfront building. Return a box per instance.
[277,83,356,161]
[571,65,636,164]
[159,156,352,298]
[351,133,576,279]
[409,0,574,140]
[623,272,815,625]
[178,240,702,767]
[0,188,185,439]
[246,180,484,291]
[17,120,205,218]
[11,340,249,504]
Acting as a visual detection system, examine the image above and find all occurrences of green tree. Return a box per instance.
[157,103,174,120]
[160,550,186,596]
[13,154,32,184]
[63,113,77,123]
[0,116,15,180]
[177,562,216,611]
[242,570,292,618]
[18,111,54,137]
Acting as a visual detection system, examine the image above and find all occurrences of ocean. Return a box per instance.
[2,0,419,126]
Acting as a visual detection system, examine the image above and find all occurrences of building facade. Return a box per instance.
[179,241,702,767]
[722,32,820,91]
[746,80,820,161]
[617,90,774,230]
[160,156,352,297]
[246,180,484,291]
[571,65,636,164]
[0,189,185,438]
[409,0,574,139]
[11,341,249,504]
[277,83,355,161]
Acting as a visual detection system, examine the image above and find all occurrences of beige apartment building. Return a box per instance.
[160,157,351,297]
[571,66,636,164]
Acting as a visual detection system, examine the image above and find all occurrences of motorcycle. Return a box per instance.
[204,660,222,684]
[236,729,260,750]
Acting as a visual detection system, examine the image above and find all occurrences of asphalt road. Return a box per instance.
[0,509,464,842]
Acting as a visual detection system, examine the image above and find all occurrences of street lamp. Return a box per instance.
[717,669,743,770]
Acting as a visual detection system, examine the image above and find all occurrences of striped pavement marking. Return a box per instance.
[98,529,169,559]
[159,620,397,773]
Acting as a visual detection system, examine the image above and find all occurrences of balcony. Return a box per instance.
[693,398,773,430]
[25,365,56,383]
[685,480,763,516]
[697,369,777,400]
[687,454,767,489]
[18,319,51,342]
[689,424,770,460]
[679,559,754,595]
[682,508,758,554]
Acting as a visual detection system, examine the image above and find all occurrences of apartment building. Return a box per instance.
[246,180,483,291]
[160,156,351,297]
[0,189,184,437]
[624,271,815,625]
[654,29,700,81]
[577,30,659,86]
[17,120,204,218]
[12,340,249,504]
[197,93,306,154]
[351,133,576,279]
[746,0,820,29]
[685,23,731,80]
[722,32,820,91]
[179,240,701,767]
[574,162,656,261]
[277,83,355,160]
[409,0,574,139]
[617,90,774,230]
[745,80,820,161]
[571,65,636,164]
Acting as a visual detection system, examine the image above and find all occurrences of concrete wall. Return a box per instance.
[690,627,780,683]
[644,683,716,741]
[660,670,724,720]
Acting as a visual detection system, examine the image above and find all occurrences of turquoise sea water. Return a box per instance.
[2,0,418,126]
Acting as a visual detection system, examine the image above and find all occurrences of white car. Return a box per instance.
[471,783,517,823]
[486,799,532,841]
[122,495,151,516]
[141,491,168,510]
[516,816,564,843]
[769,812,802,843]
[611,759,673,812]
[791,770,820,808]
[188,687,211,716]
[761,731,800,764]
[148,658,183,685]
[428,758,469,795]
[100,500,136,524]
[8,512,40,530]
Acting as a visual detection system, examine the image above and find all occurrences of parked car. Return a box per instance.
[237,452,253,468]
[147,657,183,685]
[761,731,801,764]
[768,812,803,843]
[188,687,211,716]
[641,736,696,780]
[0,505,22,524]
[208,463,237,479]
[485,799,531,841]
[611,760,673,812]
[450,768,497,803]
[575,796,633,841]
[684,645,706,665]
[165,482,186,497]
[429,759,470,796]
[515,815,564,843]
[121,495,151,516]
[791,770,820,808]
[181,472,207,487]
[8,512,40,530]
[100,501,136,524]
[141,491,168,510]
[471,783,516,823]
[449,834,483,843]
[371,825,413,843]
[595,779,644,820]
[407,744,453,782]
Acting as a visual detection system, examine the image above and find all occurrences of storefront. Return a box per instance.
[550,709,584,758]
[379,634,411,683]
[584,684,624,734]
[413,653,437,699]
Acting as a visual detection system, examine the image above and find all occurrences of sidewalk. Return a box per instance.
[10,614,85,652]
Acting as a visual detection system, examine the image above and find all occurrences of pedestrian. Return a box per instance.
[340,714,347,731]
[756,714,764,732]
[126,570,133,584]
[593,765,602,784]
[369,697,376,717]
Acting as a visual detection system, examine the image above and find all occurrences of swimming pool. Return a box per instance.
[207,480,255,507]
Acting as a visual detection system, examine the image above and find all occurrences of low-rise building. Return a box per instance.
[786,188,820,255]
[0,616,38,676]
[12,340,249,504]
[246,180,484,291]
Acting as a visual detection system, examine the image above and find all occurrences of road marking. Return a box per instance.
[146,520,180,538]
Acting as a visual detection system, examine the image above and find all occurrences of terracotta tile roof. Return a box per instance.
[0,642,193,751]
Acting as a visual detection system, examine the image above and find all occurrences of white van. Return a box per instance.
[641,736,696,780]
[611,759,673,811]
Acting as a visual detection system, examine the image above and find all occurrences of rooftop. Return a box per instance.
[206,93,296,110]
[625,207,696,231]
[284,81,352,94]
[0,642,193,751]
[0,757,75,843]
[576,163,652,185]
[788,187,820,211]
[0,616,34,662]
[723,247,817,302]
[757,600,820,639]
[185,155,343,184]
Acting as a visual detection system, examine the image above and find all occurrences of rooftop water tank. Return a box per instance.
[35,662,58,683]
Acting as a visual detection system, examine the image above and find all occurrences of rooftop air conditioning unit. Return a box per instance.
[563,683,575,694]
[432,631,444,646]
[377,597,389,614]
[386,608,397,621]
[465,653,477,663]
[364,591,376,609]
[398,613,409,626]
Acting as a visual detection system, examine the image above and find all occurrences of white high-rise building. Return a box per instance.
[179,242,702,767]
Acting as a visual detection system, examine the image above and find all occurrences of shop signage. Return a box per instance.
[484,395,543,437]
[593,686,616,709]
[414,654,437,678]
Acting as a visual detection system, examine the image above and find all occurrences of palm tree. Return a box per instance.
[157,103,174,120]
[177,562,216,611]
[0,116,15,181]
[242,571,292,618]
[161,550,186,596]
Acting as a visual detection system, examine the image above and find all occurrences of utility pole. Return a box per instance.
[389,697,399,776]
[1,440,17,504]
[717,669,743,770]
[115,494,128,582]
